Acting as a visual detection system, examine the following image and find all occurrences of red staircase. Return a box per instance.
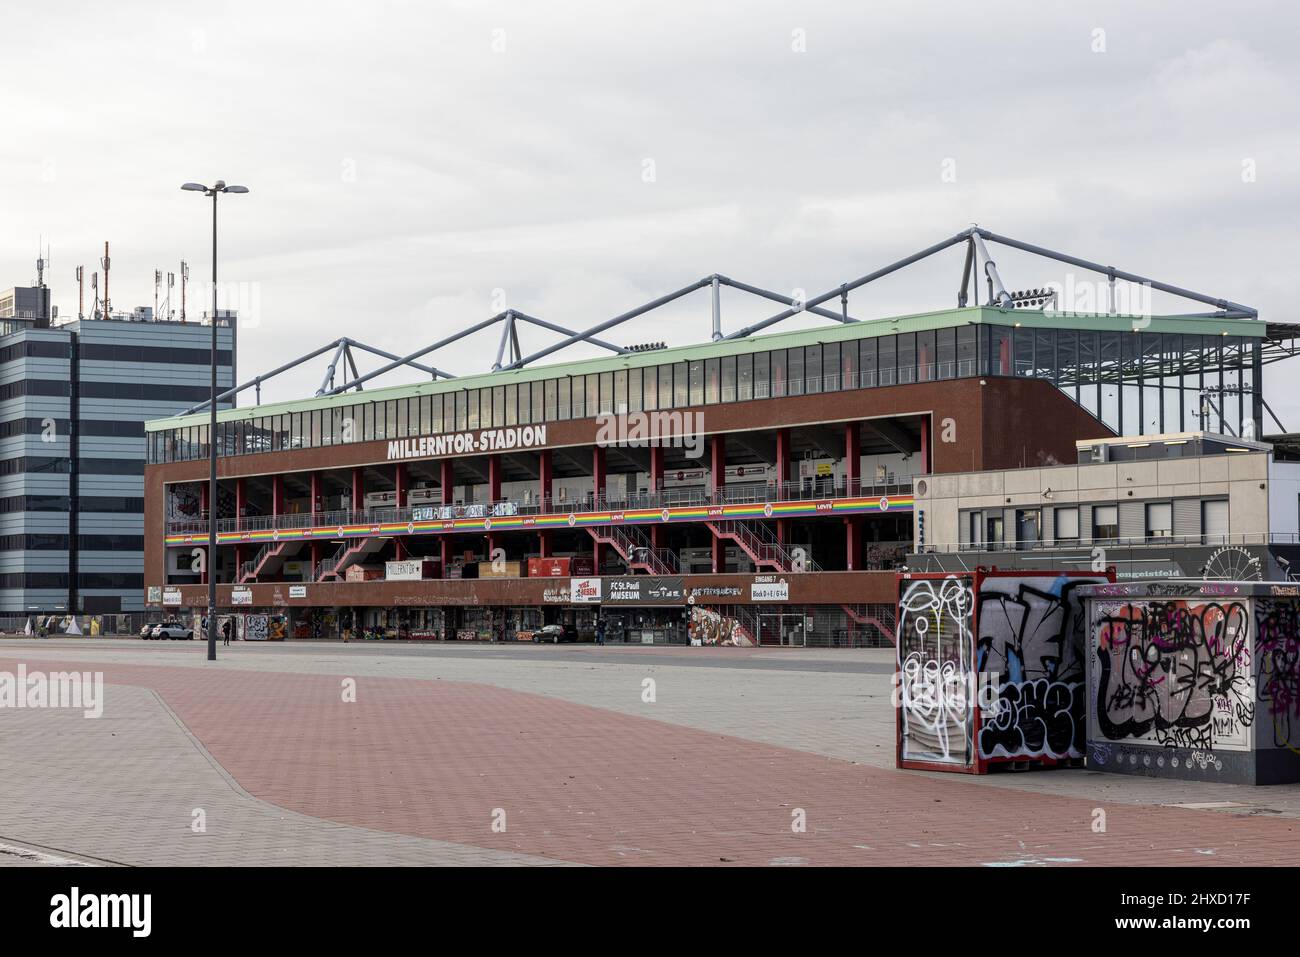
[238,539,304,584]
[705,520,820,573]
[586,525,679,575]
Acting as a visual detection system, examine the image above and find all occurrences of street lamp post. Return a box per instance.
[181,180,248,661]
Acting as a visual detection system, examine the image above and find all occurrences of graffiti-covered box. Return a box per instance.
[896,568,1111,774]
[1080,581,1300,785]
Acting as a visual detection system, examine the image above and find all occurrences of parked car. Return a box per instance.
[139,623,157,639]
[152,620,194,640]
[534,623,580,644]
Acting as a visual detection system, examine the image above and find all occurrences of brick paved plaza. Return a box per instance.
[2,637,1299,867]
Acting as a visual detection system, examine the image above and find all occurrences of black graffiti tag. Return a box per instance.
[1095,601,1253,744]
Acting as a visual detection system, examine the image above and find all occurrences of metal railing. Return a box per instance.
[166,477,915,537]
[707,519,822,573]
[239,541,277,581]
[919,532,1300,553]
[591,523,680,575]
[315,541,350,581]
[908,533,1300,578]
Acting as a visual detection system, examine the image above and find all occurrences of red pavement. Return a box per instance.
[4,652,1299,866]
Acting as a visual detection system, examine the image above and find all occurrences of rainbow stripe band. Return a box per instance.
[165,495,914,547]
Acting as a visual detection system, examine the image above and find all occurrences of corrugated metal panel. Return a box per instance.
[1173,498,1200,539]
[1118,501,1144,541]
[1202,499,1229,543]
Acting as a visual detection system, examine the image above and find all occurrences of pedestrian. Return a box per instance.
[222,617,232,646]
[595,618,605,646]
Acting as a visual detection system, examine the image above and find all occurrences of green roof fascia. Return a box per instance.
[977,308,1267,338]
[145,306,1263,432]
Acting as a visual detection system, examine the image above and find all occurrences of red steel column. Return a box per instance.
[199,481,210,585]
[920,415,931,475]
[776,427,791,544]
[309,472,322,578]
[845,517,863,571]
[488,454,502,503]
[844,421,861,569]
[538,449,553,557]
[711,435,726,572]
[649,444,666,548]
[234,477,247,573]
[844,422,860,494]
[352,467,364,515]
[440,460,453,574]
[591,446,606,569]
[394,462,408,560]
[484,452,496,561]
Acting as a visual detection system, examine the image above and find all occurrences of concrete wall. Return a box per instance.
[913,451,1275,549]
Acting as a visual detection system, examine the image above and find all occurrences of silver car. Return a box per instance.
[152,620,194,640]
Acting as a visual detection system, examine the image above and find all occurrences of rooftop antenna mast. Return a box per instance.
[91,272,99,320]
[100,242,111,320]
[75,266,84,320]
[36,241,51,325]
[154,269,161,321]
[166,271,175,320]
[180,260,189,322]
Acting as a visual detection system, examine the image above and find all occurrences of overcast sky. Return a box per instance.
[3,1,1297,426]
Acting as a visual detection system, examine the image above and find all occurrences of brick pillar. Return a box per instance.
[309,472,321,519]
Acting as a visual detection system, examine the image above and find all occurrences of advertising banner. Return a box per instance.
[570,577,602,603]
